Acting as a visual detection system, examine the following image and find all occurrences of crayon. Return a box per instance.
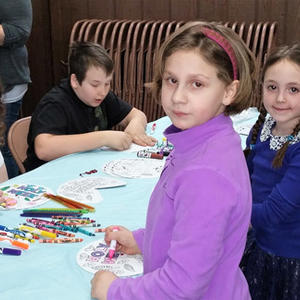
[39,238,83,243]
[77,227,95,236]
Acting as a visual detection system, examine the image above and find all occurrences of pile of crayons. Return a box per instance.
[0,215,102,256]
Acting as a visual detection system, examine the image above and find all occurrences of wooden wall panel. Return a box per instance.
[256,0,286,44]
[226,0,256,22]
[23,0,300,117]
[115,0,143,19]
[142,0,170,19]
[22,0,52,117]
[286,0,300,44]
[50,0,89,82]
[87,0,115,18]
[213,0,231,20]
[196,0,217,21]
[170,0,198,20]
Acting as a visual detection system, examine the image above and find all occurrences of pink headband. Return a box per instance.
[201,27,238,80]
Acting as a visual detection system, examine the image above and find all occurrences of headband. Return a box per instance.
[201,27,238,80]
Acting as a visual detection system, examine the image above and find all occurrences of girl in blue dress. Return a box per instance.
[241,43,300,299]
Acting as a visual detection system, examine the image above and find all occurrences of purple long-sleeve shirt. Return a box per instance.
[108,114,252,299]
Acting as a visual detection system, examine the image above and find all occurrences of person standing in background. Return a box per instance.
[0,81,8,182]
[0,0,32,178]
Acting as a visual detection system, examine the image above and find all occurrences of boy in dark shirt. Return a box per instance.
[24,41,156,171]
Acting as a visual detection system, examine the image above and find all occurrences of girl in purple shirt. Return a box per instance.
[91,21,256,300]
[241,43,300,299]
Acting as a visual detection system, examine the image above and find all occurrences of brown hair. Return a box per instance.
[0,82,6,146]
[147,21,257,115]
[245,42,300,168]
[68,41,114,84]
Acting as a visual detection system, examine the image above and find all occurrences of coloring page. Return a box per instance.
[102,158,164,178]
[77,239,143,277]
[0,183,51,210]
[231,107,260,136]
[57,177,127,203]
[230,107,259,123]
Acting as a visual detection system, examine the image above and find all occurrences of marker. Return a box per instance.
[137,150,163,160]
[162,137,168,147]
[150,123,156,135]
[0,236,29,250]
[108,228,118,259]
[0,247,22,256]
[0,186,11,191]
[0,225,32,239]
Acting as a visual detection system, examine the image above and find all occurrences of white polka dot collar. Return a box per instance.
[260,116,300,150]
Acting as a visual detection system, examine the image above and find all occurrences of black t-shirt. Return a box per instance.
[24,78,132,171]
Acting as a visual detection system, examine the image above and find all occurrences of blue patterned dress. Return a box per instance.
[241,116,300,300]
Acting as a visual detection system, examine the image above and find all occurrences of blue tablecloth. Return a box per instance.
[0,112,258,300]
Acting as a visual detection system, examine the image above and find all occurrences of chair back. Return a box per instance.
[69,19,278,120]
[7,116,31,174]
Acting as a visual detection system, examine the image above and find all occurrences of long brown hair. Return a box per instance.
[245,42,300,168]
[146,21,257,115]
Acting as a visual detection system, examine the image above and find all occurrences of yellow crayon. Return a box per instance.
[19,225,56,239]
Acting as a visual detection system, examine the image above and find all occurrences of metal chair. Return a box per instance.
[7,116,31,174]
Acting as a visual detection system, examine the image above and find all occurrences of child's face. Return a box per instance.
[263,59,300,133]
[161,49,234,130]
[71,66,112,107]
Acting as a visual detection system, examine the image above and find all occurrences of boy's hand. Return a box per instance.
[130,133,157,147]
[102,225,141,255]
[91,270,117,300]
[106,131,132,150]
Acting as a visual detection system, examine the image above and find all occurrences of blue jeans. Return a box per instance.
[1,100,23,178]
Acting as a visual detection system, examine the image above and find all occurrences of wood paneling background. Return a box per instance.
[23,0,300,116]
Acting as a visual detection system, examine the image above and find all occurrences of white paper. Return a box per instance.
[102,158,164,178]
[57,177,127,203]
[77,239,143,277]
[0,183,51,210]
[231,107,259,136]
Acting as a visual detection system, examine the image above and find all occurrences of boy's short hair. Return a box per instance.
[68,41,114,84]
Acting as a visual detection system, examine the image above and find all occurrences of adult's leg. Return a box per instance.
[1,99,23,178]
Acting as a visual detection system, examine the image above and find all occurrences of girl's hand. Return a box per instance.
[91,270,117,300]
[103,225,141,255]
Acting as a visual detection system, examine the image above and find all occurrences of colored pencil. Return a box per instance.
[43,193,95,212]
